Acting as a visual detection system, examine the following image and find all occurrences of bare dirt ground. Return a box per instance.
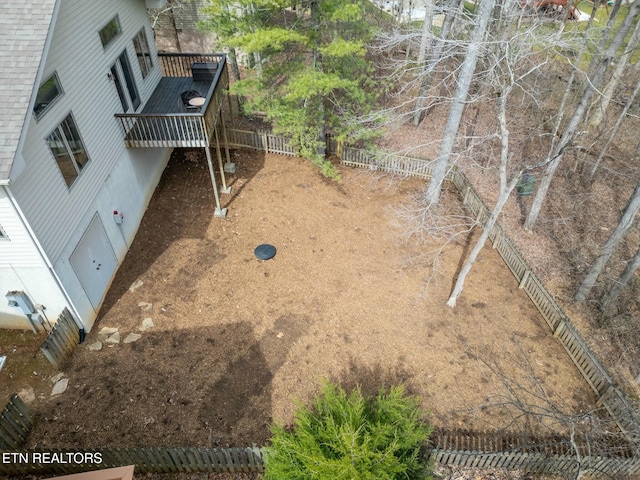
[371,48,640,391]
[3,146,593,453]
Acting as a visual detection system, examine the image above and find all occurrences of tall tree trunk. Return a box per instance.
[412,0,459,126]
[169,3,182,53]
[523,0,640,231]
[228,47,241,82]
[589,17,640,130]
[448,92,521,307]
[576,167,640,301]
[417,0,435,65]
[544,4,598,169]
[424,0,496,206]
[590,77,640,179]
[311,0,325,156]
[601,242,640,315]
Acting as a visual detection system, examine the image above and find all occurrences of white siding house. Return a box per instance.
[1,0,230,331]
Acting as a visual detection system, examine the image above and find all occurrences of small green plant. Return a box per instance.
[264,382,433,480]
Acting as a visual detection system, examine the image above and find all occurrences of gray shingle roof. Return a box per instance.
[0,1,58,181]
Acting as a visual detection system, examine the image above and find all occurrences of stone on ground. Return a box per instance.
[51,378,68,396]
[123,333,142,344]
[98,326,118,336]
[129,279,144,292]
[50,372,65,384]
[88,341,103,351]
[18,387,35,404]
[105,332,121,344]
[139,318,155,331]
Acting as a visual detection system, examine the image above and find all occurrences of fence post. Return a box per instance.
[493,232,501,250]
[463,185,471,205]
[518,270,530,289]
[553,320,566,339]
[262,132,269,153]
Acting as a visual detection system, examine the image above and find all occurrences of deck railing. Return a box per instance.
[158,53,224,77]
[115,53,227,148]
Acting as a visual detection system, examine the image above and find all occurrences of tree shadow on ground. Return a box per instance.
[28,316,309,448]
[331,357,419,399]
[199,313,308,446]
[98,147,265,321]
[26,314,309,448]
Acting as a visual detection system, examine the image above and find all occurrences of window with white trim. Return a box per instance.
[99,15,121,49]
[33,73,63,120]
[47,113,90,187]
[133,28,153,78]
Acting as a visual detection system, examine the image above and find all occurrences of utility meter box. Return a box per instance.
[6,291,35,315]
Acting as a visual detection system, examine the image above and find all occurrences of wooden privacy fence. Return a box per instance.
[430,428,640,476]
[0,394,33,449]
[448,169,640,439]
[40,307,82,369]
[225,130,640,444]
[0,447,263,476]
[226,128,296,156]
[2,441,640,477]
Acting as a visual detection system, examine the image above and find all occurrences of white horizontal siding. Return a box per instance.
[0,188,43,268]
[0,187,70,328]
[11,0,162,263]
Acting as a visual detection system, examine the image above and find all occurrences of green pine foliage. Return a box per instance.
[202,0,381,179]
[263,382,433,480]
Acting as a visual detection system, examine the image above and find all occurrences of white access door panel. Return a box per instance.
[70,214,118,310]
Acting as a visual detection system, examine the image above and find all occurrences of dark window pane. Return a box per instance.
[34,73,62,120]
[119,51,140,110]
[133,29,153,78]
[99,16,121,48]
[47,114,90,187]
[111,65,129,111]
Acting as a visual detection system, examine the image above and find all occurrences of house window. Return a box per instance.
[110,51,141,112]
[47,114,90,188]
[0,225,8,241]
[99,15,121,48]
[133,28,153,78]
[33,73,63,120]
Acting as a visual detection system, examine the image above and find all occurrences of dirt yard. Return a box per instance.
[3,148,594,449]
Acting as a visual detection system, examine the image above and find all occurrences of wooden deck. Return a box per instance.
[141,77,212,115]
[115,53,228,149]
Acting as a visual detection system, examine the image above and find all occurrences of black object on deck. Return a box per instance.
[191,62,218,82]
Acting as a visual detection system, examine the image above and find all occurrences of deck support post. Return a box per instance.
[220,116,235,174]
[205,146,227,218]
[214,126,230,194]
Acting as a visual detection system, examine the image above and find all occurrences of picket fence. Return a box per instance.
[0,395,33,450]
[2,131,638,478]
[0,446,263,476]
[39,307,82,369]
[225,129,640,444]
[2,435,640,477]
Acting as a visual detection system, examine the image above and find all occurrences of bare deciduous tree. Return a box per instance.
[424,0,497,206]
[601,241,640,315]
[461,342,638,480]
[575,139,640,302]
[523,0,640,231]
[588,15,640,131]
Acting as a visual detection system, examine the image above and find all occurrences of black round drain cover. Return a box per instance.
[254,244,276,260]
